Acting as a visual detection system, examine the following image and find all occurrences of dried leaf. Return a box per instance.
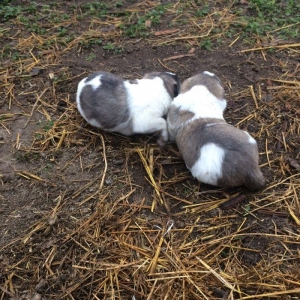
[285,102,292,110]
[188,47,196,54]
[288,158,300,171]
[281,120,288,131]
[35,279,46,292]
[145,20,152,27]
[154,28,179,36]
[163,53,195,61]
[49,72,55,80]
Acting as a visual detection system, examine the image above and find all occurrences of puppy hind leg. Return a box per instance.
[133,117,168,145]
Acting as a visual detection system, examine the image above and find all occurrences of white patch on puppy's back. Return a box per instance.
[124,77,172,133]
[125,77,171,116]
[173,85,226,121]
[203,71,215,77]
[86,75,102,90]
[189,143,225,185]
[244,131,257,144]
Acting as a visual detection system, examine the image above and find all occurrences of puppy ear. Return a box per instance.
[173,82,179,97]
[172,74,180,97]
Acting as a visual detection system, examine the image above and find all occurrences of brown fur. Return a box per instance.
[167,71,266,190]
[176,118,226,168]
[180,73,224,100]
[175,119,265,191]
[167,105,195,141]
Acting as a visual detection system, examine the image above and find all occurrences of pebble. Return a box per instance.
[35,279,47,292]
[31,293,42,300]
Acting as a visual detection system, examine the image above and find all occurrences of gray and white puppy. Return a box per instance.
[167,71,265,190]
[76,71,180,145]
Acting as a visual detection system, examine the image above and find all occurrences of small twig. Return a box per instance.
[99,134,107,191]
[163,54,195,62]
[157,58,176,73]
[241,42,300,52]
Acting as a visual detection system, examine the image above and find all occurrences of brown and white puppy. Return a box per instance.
[167,71,265,190]
[76,71,180,145]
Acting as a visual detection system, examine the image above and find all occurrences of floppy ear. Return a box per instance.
[172,74,180,97]
[173,82,180,97]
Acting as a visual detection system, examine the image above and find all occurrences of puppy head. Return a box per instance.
[143,71,180,98]
[180,71,224,100]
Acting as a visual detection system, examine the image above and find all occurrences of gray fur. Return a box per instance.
[128,79,138,84]
[79,71,130,129]
[167,105,195,141]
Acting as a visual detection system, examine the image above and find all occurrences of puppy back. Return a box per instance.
[177,119,265,190]
[176,118,227,168]
[143,71,180,98]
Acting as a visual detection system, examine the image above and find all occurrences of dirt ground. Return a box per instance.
[0,0,300,299]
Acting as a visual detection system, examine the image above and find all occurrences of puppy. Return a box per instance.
[167,71,265,190]
[76,71,180,145]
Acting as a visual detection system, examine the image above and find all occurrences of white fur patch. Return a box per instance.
[76,77,87,98]
[86,75,102,90]
[125,77,172,136]
[203,71,215,77]
[173,85,226,122]
[190,143,225,185]
[166,72,176,76]
[244,131,257,144]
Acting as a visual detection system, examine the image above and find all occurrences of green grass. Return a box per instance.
[120,5,167,37]
[0,4,22,21]
[0,0,299,59]
[79,38,103,49]
[86,53,96,61]
[234,0,300,38]
[0,1,38,21]
[102,43,123,53]
[80,2,109,18]
[43,120,54,132]
[182,0,300,49]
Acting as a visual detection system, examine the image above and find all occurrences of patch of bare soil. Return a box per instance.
[1,0,299,299]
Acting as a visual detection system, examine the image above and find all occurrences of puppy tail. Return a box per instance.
[245,170,266,191]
